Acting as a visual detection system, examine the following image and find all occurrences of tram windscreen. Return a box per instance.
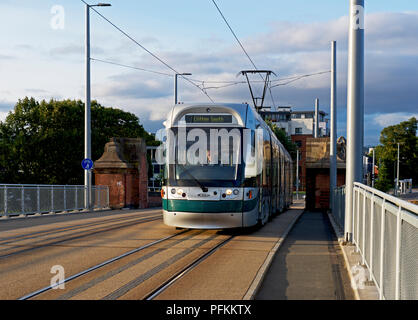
[173,128,242,182]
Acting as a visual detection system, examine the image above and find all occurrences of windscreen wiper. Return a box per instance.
[178,164,208,192]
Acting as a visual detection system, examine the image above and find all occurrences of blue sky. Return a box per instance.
[1,0,417,146]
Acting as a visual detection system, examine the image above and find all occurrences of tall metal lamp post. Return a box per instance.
[174,73,192,104]
[84,2,111,210]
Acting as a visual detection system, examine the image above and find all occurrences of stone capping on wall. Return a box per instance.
[305,137,346,169]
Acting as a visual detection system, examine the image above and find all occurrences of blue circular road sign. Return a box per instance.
[81,158,94,170]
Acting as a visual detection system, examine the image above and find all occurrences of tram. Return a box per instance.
[160,103,293,229]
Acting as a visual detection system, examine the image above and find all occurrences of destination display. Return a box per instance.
[185,114,233,123]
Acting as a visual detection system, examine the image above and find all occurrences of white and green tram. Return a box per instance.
[160,103,293,229]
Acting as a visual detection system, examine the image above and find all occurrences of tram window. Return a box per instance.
[244,130,257,178]
[173,127,242,181]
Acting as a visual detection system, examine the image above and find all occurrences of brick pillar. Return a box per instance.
[94,138,148,209]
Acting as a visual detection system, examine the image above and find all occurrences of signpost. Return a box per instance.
[81,158,94,171]
[82,158,93,210]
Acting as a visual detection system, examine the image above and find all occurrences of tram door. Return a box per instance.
[262,129,272,217]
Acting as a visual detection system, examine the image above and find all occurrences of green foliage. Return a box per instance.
[373,117,418,192]
[0,97,157,184]
[265,119,297,160]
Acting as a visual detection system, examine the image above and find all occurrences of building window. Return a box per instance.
[295,140,302,147]
[295,128,302,134]
[305,113,313,118]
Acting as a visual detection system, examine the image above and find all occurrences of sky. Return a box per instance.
[0,0,417,146]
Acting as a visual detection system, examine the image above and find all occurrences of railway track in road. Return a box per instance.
[18,229,236,300]
[0,211,161,245]
[144,235,234,300]
[0,212,163,259]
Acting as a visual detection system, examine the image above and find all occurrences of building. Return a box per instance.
[260,106,329,191]
[260,106,329,137]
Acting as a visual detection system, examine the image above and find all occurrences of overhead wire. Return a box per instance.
[83,1,331,106]
[270,70,331,88]
[210,0,276,107]
[92,56,331,91]
[91,58,174,77]
[80,0,215,103]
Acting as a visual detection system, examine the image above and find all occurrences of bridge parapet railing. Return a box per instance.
[0,184,109,218]
[333,182,418,300]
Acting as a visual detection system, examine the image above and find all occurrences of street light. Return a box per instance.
[174,73,192,104]
[296,149,299,200]
[84,2,111,210]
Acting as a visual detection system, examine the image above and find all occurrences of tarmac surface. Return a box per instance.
[255,210,355,300]
[0,202,355,300]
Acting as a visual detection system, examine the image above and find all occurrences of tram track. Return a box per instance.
[0,211,161,245]
[18,229,235,300]
[19,229,193,300]
[144,234,235,300]
[0,213,163,259]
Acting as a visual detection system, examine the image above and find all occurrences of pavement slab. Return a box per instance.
[255,211,355,300]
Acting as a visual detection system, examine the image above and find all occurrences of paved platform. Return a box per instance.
[255,211,355,300]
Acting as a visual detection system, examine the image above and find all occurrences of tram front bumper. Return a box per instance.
[163,211,243,229]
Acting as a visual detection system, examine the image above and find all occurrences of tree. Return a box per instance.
[265,119,297,160]
[374,117,418,192]
[0,97,157,185]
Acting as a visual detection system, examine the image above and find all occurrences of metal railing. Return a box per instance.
[332,182,418,300]
[0,184,109,218]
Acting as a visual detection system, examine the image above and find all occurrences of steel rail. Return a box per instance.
[144,235,235,300]
[1,215,163,259]
[18,229,190,300]
[0,211,162,244]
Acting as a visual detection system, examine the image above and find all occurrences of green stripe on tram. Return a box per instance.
[162,196,258,213]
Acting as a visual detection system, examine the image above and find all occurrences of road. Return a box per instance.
[0,202,352,300]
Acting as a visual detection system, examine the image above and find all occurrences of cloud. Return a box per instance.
[0,100,14,122]
[0,100,14,111]
[51,10,417,146]
[0,54,14,60]
[374,113,418,127]
[96,73,173,99]
[50,44,104,56]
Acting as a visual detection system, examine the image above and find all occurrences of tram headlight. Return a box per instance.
[226,189,233,195]
[171,188,176,194]
[177,189,184,195]
[233,189,239,195]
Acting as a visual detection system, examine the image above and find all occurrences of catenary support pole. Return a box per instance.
[314,98,319,138]
[396,142,400,196]
[296,149,299,200]
[174,73,178,105]
[330,41,337,212]
[372,148,375,188]
[345,0,364,242]
[85,4,92,210]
